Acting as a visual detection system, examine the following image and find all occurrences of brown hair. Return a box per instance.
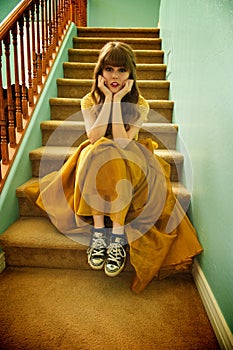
[91,41,139,105]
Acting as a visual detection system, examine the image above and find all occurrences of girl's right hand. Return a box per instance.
[98,75,112,100]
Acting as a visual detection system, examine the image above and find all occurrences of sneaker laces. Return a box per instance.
[87,233,107,261]
[106,242,126,268]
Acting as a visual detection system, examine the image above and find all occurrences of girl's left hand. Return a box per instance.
[114,79,134,101]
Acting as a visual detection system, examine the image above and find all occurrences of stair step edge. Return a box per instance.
[16,177,189,199]
[77,27,160,32]
[41,120,178,133]
[63,62,167,70]
[29,146,184,163]
[73,37,162,42]
[49,98,173,106]
[56,78,170,86]
[68,48,164,55]
[0,217,86,249]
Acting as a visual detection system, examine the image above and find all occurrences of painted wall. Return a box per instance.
[159,0,233,332]
[0,23,77,234]
[0,0,22,23]
[88,0,161,27]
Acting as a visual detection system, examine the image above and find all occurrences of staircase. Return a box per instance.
[0,27,191,272]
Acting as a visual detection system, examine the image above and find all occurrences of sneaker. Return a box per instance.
[104,234,127,277]
[87,228,108,270]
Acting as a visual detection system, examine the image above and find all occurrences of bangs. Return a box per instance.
[103,47,131,70]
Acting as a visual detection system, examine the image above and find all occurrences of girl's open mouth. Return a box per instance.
[111,82,119,87]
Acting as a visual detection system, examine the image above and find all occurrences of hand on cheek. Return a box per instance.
[98,75,112,99]
[114,79,134,101]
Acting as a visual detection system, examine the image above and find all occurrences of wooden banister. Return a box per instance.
[0,0,87,191]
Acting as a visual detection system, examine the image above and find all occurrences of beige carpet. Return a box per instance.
[0,267,220,350]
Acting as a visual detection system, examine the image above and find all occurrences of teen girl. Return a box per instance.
[34,41,203,293]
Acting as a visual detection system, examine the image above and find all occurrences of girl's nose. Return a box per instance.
[112,69,119,79]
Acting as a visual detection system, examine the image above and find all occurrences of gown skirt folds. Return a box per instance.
[27,136,203,293]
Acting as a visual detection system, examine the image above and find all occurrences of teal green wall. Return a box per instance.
[0,23,77,234]
[0,0,21,23]
[159,0,233,332]
[88,0,161,27]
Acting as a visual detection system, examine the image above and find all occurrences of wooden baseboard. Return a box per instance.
[0,252,6,273]
[192,259,233,350]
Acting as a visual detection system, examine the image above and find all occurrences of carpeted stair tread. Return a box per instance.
[77,27,160,38]
[0,217,91,269]
[0,217,133,270]
[40,120,178,131]
[63,62,167,80]
[57,78,170,100]
[64,62,167,70]
[40,120,178,149]
[68,48,164,64]
[0,217,85,249]
[73,37,162,50]
[49,98,174,122]
[57,78,169,86]
[49,97,173,107]
[16,177,191,218]
[29,146,183,165]
[29,146,183,181]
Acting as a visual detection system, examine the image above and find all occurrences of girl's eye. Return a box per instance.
[105,67,112,72]
[119,68,126,73]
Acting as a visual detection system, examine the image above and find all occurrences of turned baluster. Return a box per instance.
[30,3,38,95]
[83,0,87,26]
[71,0,76,24]
[18,17,28,119]
[4,33,16,148]
[44,0,50,69]
[47,0,53,61]
[53,0,58,51]
[63,0,69,29]
[63,0,67,29]
[66,0,71,25]
[41,0,47,76]
[57,0,62,39]
[36,0,42,85]
[11,24,23,131]
[25,10,34,107]
[0,42,9,165]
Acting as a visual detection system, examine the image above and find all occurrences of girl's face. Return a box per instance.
[102,65,130,94]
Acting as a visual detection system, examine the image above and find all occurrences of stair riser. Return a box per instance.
[41,128,177,150]
[148,108,173,123]
[1,246,133,271]
[68,50,164,64]
[17,184,190,217]
[77,28,160,38]
[17,197,47,217]
[50,104,84,121]
[57,83,170,100]
[30,154,182,182]
[50,102,174,123]
[73,38,161,51]
[42,130,88,147]
[64,66,166,80]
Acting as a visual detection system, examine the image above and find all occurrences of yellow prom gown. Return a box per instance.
[27,93,203,293]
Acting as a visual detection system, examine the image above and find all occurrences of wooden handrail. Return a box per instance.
[0,0,87,191]
[0,0,33,40]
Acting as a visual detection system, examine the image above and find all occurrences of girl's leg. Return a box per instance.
[112,221,124,235]
[93,214,105,228]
